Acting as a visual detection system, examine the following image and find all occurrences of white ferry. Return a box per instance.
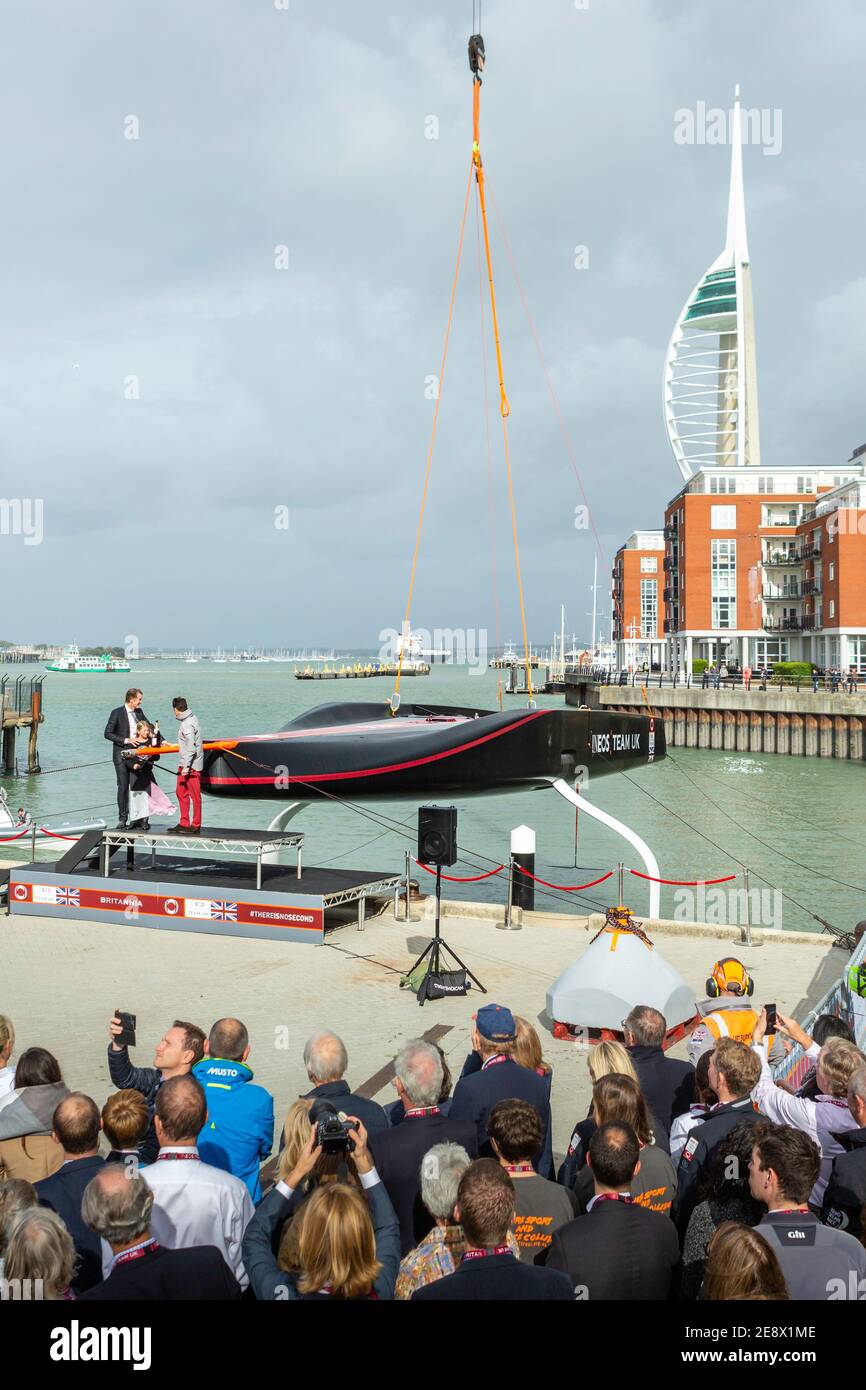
[45,644,131,674]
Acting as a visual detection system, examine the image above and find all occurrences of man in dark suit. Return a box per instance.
[80,1167,241,1301]
[623,1005,695,1132]
[301,1031,387,1134]
[449,1004,551,1165]
[104,688,152,828]
[821,1065,866,1238]
[370,1039,477,1254]
[412,1159,572,1301]
[673,1037,763,1236]
[35,1093,106,1294]
[544,1122,680,1300]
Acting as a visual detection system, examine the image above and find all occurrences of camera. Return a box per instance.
[310,1101,356,1155]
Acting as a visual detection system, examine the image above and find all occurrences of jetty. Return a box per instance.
[567,671,866,760]
[0,674,44,773]
[293,662,430,680]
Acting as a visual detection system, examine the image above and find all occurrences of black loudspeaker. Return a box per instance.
[417,804,458,867]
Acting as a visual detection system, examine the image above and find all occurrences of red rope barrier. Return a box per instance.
[414,859,505,883]
[0,827,31,842]
[37,828,83,841]
[513,865,614,891]
[630,870,738,886]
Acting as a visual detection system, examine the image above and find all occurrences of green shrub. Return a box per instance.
[771,661,812,680]
[692,658,708,674]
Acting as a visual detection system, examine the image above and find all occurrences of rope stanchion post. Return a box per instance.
[617,860,625,908]
[743,866,753,947]
[498,853,518,932]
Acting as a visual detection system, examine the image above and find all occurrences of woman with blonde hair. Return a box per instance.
[243,1117,400,1301]
[558,1043,664,1189]
[2,1207,76,1300]
[703,1221,789,1301]
[277,1099,314,1186]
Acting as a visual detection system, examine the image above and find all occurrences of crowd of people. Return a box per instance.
[1,959,866,1302]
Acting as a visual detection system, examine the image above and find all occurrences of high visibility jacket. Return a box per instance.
[687,1003,759,1066]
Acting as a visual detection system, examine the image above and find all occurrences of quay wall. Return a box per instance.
[567,681,866,761]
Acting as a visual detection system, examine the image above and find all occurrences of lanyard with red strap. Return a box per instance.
[481,1054,509,1070]
[462,1245,514,1261]
[113,1239,161,1268]
[404,1106,441,1118]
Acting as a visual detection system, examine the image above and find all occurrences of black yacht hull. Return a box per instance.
[202,702,664,801]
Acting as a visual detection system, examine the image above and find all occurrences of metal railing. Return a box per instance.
[771,932,866,1085]
[0,674,45,718]
[582,670,864,693]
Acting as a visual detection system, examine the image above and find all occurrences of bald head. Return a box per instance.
[154,1074,206,1144]
[53,1093,101,1156]
[207,1017,249,1063]
[82,1167,154,1249]
[303,1032,348,1085]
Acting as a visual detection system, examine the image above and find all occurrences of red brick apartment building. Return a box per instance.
[612,530,666,670]
[658,449,866,673]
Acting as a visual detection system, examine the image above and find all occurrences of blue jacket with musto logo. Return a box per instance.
[192,1058,274,1202]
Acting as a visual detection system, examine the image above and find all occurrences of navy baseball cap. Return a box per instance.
[475,1004,516,1041]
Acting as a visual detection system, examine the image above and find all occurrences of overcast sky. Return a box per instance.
[3,0,865,650]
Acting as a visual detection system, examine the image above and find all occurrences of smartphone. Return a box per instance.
[116,1010,137,1047]
[764,1003,777,1033]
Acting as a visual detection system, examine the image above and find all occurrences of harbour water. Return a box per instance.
[2,660,862,936]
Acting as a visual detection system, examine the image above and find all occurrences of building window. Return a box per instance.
[758,476,774,494]
[828,561,834,580]
[711,539,737,628]
[797,476,814,493]
[640,556,657,573]
[711,505,736,530]
[710,476,736,494]
[829,599,835,619]
[640,580,657,639]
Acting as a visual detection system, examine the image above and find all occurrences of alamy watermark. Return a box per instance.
[674,100,782,157]
[673,884,782,930]
[0,498,43,545]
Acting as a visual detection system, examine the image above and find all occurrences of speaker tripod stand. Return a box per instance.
[407,862,486,998]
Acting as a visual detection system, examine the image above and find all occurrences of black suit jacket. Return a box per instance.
[36,1155,106,1293]
[545,1199,680,1300]
[673,1097,763,1235]
[821,1126,866,1239]
[369,1112,478,1254]
[412,1251,572,1301]
[628,1045,695,1131]
[449,1059,551,1163]
[80,1242,242,1301]
[104,706,151,754]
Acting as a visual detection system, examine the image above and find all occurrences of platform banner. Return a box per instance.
[9,878,325,939]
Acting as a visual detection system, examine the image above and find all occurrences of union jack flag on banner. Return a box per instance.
[57,887,80,907]
[210,901,238,921]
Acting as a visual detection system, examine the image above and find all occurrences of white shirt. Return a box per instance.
[143,1146,254,1287]
[0,1065,16,1104]
[126,706,138,741]
[669,1104,711,1165]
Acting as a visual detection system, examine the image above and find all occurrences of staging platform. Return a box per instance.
[99,826,304,890]
[7,827,401,945]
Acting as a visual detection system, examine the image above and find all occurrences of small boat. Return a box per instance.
[46,644,131,674]
[138,701,663,802]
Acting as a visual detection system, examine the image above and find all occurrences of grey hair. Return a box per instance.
[303,1032,348,1083]
[81,1170,154,1246]
[848,1066,866,1108]
[420,1142,472,1221]
[3,1208,76,1298]
[623,1006,666,1048]
[395,1040,443,1108]
[0,1179,37,1256]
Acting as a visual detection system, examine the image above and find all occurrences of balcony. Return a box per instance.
[763,550,803,567]
[664,587,679,603]
[663,619,678,634]
[663,525,677,541]
[762,588,802,601]
[663,556,673,572]
[803,543,822,559]
[763,616,815,633]
[802,580,822,596]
